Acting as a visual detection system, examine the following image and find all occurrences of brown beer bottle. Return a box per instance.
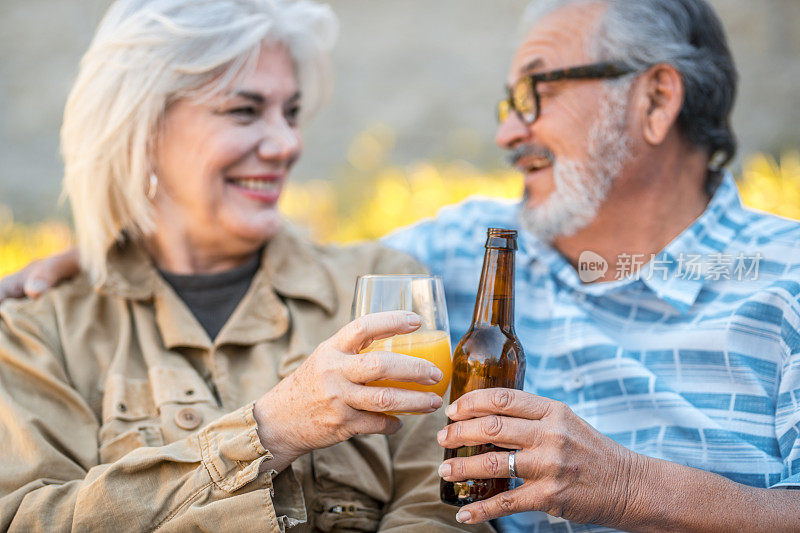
[440,227,526,506]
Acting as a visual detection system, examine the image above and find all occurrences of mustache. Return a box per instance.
[507,144,556,167]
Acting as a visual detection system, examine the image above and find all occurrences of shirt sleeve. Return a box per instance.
[0,303,305,532]
[772,299,800,489]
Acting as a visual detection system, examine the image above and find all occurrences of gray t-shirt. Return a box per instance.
[158,252,261,340]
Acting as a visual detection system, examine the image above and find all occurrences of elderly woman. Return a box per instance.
[0,1,490,531]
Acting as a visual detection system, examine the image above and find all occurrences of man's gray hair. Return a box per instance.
[524,0,738,169]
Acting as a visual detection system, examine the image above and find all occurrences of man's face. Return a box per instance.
[496,2,632,242]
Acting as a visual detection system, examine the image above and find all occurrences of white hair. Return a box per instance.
[61,0,338,284]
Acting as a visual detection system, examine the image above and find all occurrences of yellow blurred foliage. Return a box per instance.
[281,124,522,242]
[736,151,800,220]
[1,126,799,278]
[0,207,72,277]
[280,160,522,243]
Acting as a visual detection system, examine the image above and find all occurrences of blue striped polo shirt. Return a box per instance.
[382,173,800,532]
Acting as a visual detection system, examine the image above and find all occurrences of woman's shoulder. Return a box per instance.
[269,225,428,318]
[0,270,107,340]
[0,271,103,369]
[283,224,427,277]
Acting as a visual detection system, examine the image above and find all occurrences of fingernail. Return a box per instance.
[390,418,404,432]
[430,395,442,409]
[438,463,451,477]
[430,368,443,382]
[26,279,47,295]
[445,403,457,418]
[437,429,447,443]
[405,312,421,327]
[456,510,471,523]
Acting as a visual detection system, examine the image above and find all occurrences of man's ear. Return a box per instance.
[632,63,685,146]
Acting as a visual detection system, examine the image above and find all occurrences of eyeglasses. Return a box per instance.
[497,61,637,125]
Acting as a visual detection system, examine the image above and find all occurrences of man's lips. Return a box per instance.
[507,145,555,173]
[516,155,554,173]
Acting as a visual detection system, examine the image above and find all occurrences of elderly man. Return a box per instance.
[3,0,799,531]
[382,0,800,530]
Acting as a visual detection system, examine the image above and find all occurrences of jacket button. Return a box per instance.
[175,407,203,431]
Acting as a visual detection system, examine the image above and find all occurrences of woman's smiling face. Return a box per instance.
[153,44,302,259]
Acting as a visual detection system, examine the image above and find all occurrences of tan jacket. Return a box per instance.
[0,227,493,533]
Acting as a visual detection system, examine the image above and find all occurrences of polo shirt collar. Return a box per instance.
[639,171,742,313]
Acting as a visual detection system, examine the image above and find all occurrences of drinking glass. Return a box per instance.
[352,275,452,403]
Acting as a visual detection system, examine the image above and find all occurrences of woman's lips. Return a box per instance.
[226,175,283,203]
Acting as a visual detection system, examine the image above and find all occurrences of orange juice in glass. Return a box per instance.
[361,329,452,397]
[352,275,452,408]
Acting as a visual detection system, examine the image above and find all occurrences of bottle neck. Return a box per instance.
[471,247,515,330]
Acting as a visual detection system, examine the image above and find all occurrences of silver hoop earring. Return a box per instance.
[146,173,158,200]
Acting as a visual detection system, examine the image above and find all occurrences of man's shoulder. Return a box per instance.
[716,207,800,309]
[734,206,800,245]
[729,206,800,263]
[424,195,519,229]
[383,196,520,248]
[277,223,423,275]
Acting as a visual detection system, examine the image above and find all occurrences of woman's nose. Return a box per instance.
[257,123,301,162]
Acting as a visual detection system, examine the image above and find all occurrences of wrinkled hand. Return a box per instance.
[254,311,444,472]
[437,388,638,527]
[0,249,80,303]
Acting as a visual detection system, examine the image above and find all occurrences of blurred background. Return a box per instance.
[1,0,799,275]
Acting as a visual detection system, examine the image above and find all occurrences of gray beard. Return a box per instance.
[520,84,632,243]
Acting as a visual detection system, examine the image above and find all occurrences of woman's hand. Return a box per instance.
[0,249,80,303]
[253,310,444,472]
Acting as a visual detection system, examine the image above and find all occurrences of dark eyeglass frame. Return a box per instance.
[497,61,638,124]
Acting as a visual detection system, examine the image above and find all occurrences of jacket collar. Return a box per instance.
[261,227,338,316]
[98,224,338,349]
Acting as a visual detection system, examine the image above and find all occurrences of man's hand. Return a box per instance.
[0,249,80,303]
[437,388,639,526]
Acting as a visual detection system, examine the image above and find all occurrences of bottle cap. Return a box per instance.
[485,228,518,250]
